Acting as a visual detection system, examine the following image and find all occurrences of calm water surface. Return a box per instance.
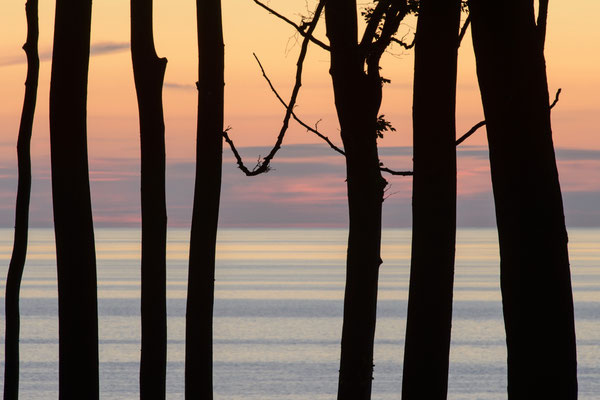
[0,228,598,399]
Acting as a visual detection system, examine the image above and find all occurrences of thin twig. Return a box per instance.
[457,15,471,48]
[549,88,562,109]
[253,0,330,51]
[456,88,562,146]
[223,128,255,174]
[455,120,485,146]
[224,0,326,176]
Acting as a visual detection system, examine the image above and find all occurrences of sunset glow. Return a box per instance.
[0,0,599,228]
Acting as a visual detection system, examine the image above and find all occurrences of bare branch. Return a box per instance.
[252,53,346,157]
[231,0,412,177]
[456,88,562,146]
[298,119,346,157]
[380,166,413,176]
[224,0,326,176]
[549,87,561,109]
[457,14,471,48]
[254,0,330,51]
[390,35,415,50]
[223,128,260,175]
[253,57,413,176]
[455,120,486,146]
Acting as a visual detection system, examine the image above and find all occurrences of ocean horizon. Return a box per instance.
[0,227,598,399]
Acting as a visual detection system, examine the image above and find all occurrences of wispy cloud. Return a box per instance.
[90,41,130,56]
[0,41,130,67]
[164,82,196,91]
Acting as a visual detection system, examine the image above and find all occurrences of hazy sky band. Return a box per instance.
[0,144,596,228]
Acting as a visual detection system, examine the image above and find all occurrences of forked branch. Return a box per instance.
[360,0,392,51]
[367,2,409,72]
[224,0,326,176]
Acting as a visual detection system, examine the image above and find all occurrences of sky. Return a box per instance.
[0,0,599,228]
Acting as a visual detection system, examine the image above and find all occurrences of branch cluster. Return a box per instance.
[227,2,559,178]
[225,0,413,177]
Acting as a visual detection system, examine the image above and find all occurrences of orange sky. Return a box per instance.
[0,1,599,227]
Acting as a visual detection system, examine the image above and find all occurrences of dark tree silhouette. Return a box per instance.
[49,0,99,398]
[468,1,577,398]
[402,1,461,398]
[324,1,415,398]
[184,0,224,398]
[326,6,384,399]
[3,1,39,399]
[131,0,168,398]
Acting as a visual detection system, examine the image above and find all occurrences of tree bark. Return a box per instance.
[325,2,387,398]
[401,1,460,399]
[3,2,39,399]
[49,0,99,398]
[184,0,224,399]
[131,0,168,398]
[468,1,577,398]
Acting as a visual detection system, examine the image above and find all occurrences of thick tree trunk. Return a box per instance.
[131,0,168,398]
[184,0,224,399]
[468,1,577,398]
[3,2,39,399]
[49,0,99,398]
[401,1,460,398]
[325,2,386,398]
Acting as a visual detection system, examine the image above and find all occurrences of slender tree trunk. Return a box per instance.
[325,2,386,398]
[401,1,460,398]
[131,0,168,398]
[3,2,39,399]
[184,0,224,398]
[49,0,99,398]
[468,1,577,398]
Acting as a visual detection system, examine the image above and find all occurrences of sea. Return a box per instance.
[0,228,598,399]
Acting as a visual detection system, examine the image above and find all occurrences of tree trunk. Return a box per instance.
[184,0,224,399]
[402,1,460,398]
[131,0,168,398]
[468,1,577,398]
[3,2,39,399]
[325,2,386,399]
[49,0,99,398]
